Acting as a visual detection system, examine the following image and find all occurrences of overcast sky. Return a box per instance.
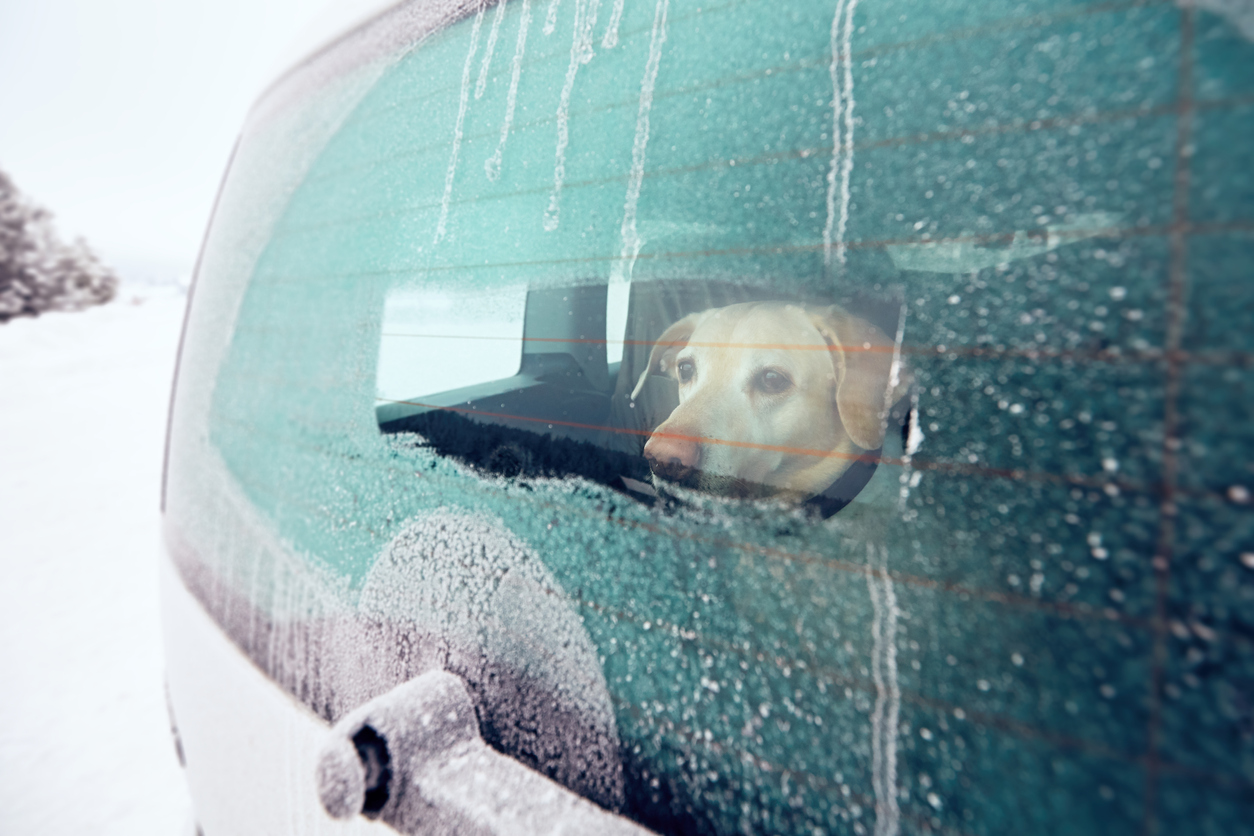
[0,0,369,281]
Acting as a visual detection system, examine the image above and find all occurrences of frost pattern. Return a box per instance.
[610,0,670,283]
[435,4,487,245]
[823,0,860,267]
[866,542,901,836]
[173,499,627,812]
[475,0,509,99]
[356,508,626,811]
[485,0,533,181]
[543,0,602,232]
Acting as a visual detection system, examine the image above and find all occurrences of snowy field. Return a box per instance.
[0,287,193,835]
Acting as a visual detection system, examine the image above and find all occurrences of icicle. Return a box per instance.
[867,543,901,836]
[543,0,562,34]
[485,0,533,181]
[543,0,601,232]
[610,0,668,282]
[434,5,487,245]
[823,0,859,267]
[869,301,906,836]
[601,0,625,48]
[476,0,509,100]
[837,0,859,264]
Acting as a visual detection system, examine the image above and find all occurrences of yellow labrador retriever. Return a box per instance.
[630,302,909,501]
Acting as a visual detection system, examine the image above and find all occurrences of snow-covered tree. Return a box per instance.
[0,168,118,322]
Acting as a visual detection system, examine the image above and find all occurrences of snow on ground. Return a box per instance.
[0,286,193,835]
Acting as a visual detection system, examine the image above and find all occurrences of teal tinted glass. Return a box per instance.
[167,0,1254,833]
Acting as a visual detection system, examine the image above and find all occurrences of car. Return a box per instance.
[161,0,1254,833]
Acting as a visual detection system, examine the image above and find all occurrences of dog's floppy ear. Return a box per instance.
[630,311,706,401]
[809,305,909,450]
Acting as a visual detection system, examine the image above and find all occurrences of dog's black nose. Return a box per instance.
[645,453,697,486]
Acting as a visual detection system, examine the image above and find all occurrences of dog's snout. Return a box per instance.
[644,434,700,468]
[644,433,700,483]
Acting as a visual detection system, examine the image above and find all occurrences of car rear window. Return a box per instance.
[164,0,1254,834]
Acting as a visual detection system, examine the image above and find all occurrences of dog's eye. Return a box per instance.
[676,359,695,383]
[757,368,793,394]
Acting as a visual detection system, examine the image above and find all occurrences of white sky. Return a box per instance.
[0,0,387,281]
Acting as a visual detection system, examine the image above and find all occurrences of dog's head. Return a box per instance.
[631,301,909,500]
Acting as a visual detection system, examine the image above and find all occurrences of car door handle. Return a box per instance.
[317,669,654,835]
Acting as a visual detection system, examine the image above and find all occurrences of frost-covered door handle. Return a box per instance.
[316,670,654,835]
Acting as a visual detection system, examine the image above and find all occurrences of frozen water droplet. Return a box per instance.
[1190,621,1218,643]
[1240,553,1254,570]
[1229,485,1250,504]
[927,792,943,810]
